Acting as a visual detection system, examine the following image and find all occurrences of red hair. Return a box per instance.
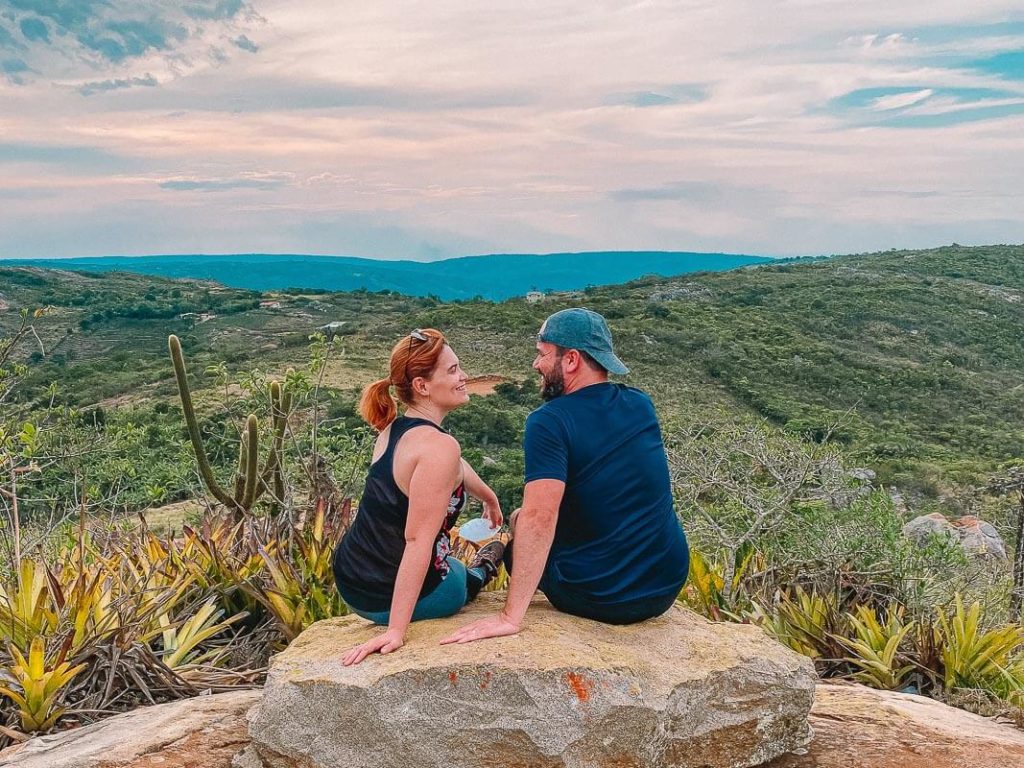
[359,328,448,431]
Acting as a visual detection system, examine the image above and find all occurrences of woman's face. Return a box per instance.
[420,344,469,409]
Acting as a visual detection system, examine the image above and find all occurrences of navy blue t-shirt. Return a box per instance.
[523,382,689,606]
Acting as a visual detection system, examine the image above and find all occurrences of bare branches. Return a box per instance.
[667,419,850,603]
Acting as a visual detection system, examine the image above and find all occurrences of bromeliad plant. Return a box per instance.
[678,548,758,621]
[244,498,350,642]
[935,594,1024,700]
[0,528,250,739]
[0,636,86,732]
[835,604,916,690]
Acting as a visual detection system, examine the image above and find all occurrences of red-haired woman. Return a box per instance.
[333,328,505,665]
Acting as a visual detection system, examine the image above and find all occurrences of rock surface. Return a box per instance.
[248,593,816,768]
[903,512,1007,559]
[0,689,261,768]
[768,683,1024,768]
[5,676,1024,768]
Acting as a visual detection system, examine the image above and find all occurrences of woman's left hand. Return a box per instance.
[342,628,405,666]
[482,497,503,529]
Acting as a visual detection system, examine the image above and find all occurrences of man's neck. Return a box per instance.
[563,371,609,395]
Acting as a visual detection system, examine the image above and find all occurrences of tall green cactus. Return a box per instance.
[168,335,292,517]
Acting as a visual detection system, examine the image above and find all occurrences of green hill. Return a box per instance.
[2,243,1023,509]
[0,251,770,301]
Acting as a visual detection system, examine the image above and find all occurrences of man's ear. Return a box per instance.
[563,349,582,373]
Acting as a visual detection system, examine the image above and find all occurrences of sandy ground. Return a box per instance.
[464,375,509,395]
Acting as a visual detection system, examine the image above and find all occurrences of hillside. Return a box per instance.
[0,251,769,301]
[2,243,1023,510]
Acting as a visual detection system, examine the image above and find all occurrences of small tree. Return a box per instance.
[666,420,849,605]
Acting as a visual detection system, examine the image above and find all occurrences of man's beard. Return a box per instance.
[540,366,565,401]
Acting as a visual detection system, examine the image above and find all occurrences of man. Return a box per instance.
[442,308,689,644]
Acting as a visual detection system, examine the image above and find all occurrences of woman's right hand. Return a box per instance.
[342,628,405,666]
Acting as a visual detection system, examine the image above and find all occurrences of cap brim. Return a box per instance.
[591,350,629,375]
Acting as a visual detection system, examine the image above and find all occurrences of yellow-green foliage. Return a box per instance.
[0,501,356,737]
[678,548,757,620]
[246,500,349,642]
[936,595,1024,700]
[0,637,86,732]
[761,586,847,661]
[836,604,916,690]
[0,536,249,735]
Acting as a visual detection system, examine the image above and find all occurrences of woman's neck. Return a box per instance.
[404,401,446,426]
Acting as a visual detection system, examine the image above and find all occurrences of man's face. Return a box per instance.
[533,341,565,401]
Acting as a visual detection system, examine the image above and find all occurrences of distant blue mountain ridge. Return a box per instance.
[2,252,772,301]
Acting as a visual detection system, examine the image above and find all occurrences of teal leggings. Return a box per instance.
[348,557,486,625]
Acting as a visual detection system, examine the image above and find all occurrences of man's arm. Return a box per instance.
[440,478,563,644]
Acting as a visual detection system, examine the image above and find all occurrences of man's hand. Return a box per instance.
[440,612,520,645]
[342,628,404,666]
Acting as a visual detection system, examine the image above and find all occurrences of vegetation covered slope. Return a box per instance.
[1,243,1023,507]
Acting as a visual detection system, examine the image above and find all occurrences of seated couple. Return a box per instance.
[332,308,690,665]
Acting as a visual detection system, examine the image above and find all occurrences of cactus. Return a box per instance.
[168,335,292,517]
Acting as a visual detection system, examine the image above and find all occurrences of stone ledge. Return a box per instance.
[248,593,816,768]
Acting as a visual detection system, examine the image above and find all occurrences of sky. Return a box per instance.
[0,1,1022,261]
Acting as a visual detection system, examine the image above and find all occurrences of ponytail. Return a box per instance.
[359,378,397,431]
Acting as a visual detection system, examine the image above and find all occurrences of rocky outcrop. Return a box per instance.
[0,689,260,768]
[903,513,1007,560]
[247,593,816,768]
[5,675,1024,768]
[770,683,1024,767]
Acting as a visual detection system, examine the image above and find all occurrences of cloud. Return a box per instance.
[114,74,535,113]
[825,86,1024,127]
[871,89,934,111]
[0,0,257,83]
[603,84,708,108]
[158,174,290,192]
[184,1,245,21]
[77,73,158,96]
[3,2,1024,260]
[0,142,131,170]
[610,181,721,202]
[233,34,258,53]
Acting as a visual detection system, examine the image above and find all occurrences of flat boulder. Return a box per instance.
[0,689,260,768]
[248,593,816,768]
[768,682,1024,767]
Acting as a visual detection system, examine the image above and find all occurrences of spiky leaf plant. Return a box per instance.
[835,604,915,690]
[0,636,86,732]
[936,594,1024,698]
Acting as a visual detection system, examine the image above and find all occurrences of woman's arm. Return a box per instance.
[461,458,503,528]
[343,431,461,666]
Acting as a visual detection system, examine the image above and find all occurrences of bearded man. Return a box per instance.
[443,308,689,644]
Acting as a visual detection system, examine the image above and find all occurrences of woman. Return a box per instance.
[333,328,505,665]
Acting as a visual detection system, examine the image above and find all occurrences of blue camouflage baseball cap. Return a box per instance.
[537,308,629,375]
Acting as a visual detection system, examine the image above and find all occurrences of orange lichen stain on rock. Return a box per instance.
[565,671,593,702]
[480,671,493,690]
[448,671,458,686]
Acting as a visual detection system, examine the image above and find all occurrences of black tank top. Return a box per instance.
[332,416,466,612]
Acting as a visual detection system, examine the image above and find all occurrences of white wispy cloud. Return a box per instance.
[0,1,1022,259]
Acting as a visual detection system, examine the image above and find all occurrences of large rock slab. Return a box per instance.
[248,593,816,768]
[769,682,1024,768]
[0,689,261,768]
